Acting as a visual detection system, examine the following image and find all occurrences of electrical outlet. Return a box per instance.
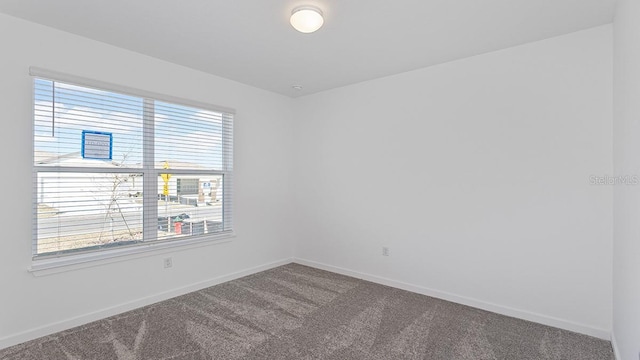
[382,247,390,256]
[163,257,173,268]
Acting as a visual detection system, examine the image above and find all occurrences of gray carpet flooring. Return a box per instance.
[0,263,614,359]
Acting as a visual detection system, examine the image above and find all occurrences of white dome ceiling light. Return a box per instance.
[290,6,324,33]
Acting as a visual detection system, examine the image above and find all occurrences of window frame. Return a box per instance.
[29,67,235,275]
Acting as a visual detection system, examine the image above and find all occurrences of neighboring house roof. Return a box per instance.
[35,151,210,170]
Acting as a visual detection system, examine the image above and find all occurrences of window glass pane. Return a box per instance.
[36,172,144,256]
[154,101,224,170]
[34,79,144,168]
[157,174,224,241]
[33,76,233,261]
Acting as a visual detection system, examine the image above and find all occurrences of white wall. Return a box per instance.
[0,12,616,350]
[613,0,640,358]
[0,14,295,348]
[293,26,613,338]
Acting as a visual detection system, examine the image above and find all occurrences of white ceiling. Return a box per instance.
[0,0,615,97]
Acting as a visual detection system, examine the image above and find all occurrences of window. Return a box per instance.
[32,69,234,263]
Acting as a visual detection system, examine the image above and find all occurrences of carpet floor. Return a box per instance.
[0,263,614,359]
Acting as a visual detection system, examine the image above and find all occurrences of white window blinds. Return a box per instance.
[32,70,234,259]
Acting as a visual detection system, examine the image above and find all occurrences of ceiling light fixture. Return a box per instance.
[290,6,324,33]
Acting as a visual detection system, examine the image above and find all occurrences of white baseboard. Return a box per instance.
[611,332,621,360]
[293,258,611,340]
[2,257,612,351]
[0,257,294,350]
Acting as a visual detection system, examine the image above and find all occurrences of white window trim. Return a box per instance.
[29,67,236,274]
[28,232,236,276]
[29,67,236,115]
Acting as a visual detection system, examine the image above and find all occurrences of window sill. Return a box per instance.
[28,231,236,277]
